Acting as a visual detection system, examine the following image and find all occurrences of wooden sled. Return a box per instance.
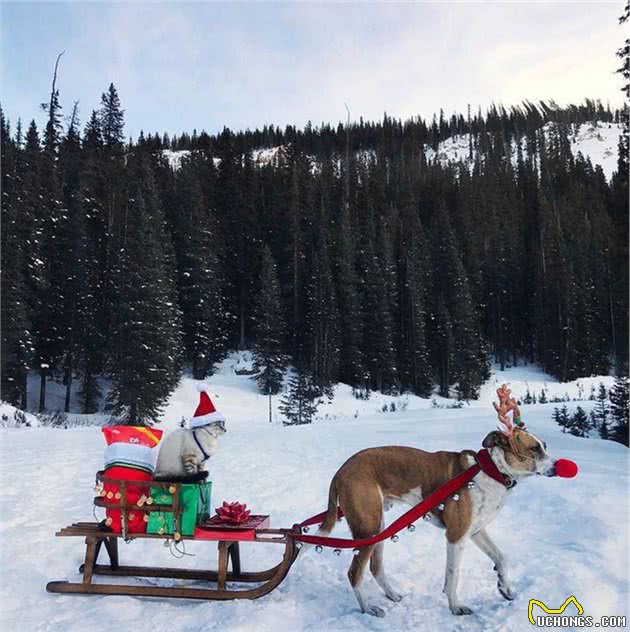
[46,477,301,601]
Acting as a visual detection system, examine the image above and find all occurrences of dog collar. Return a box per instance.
[475,448,516,489]
[192,429,211,462]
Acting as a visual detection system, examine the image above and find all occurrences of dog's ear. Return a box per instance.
[482,431,509,449]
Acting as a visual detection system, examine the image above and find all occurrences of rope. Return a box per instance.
[164,539,195,559]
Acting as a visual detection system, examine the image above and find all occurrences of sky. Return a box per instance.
[1,1,624,140]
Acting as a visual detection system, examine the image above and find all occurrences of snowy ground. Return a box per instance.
[1,360,628,631]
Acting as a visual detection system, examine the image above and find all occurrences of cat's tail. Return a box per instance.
[153,471,209,483]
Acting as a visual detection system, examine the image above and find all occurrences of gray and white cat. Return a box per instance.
[154,420,226,482]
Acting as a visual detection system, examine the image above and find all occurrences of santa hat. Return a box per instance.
[190,383,225,428]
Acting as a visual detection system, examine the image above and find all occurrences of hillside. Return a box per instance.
[164,120,622,182]
[16,351,617,427]
[425,120,622,181]
[3,91,627,430]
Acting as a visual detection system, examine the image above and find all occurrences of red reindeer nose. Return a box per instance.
[554,459,578,478]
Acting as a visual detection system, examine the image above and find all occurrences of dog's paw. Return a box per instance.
[498,581,515,601]
[451,605,474,616]
[364,605,386,617]
[386,591,403,603]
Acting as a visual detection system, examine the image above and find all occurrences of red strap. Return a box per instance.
[476,448,512,487]
[295,463,480,548]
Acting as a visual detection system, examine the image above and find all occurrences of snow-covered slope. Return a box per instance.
[23,351,617,424]
[1,358,627,631]
[568,121,620,179]
[425,121,622,181]
[164,121,621,182]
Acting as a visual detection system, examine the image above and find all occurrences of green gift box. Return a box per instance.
[146,482,212,536]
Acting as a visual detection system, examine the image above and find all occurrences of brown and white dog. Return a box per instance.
[315,394,557,617]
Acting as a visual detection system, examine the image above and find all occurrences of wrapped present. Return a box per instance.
[146,482,212,537]
[101,426,163,534]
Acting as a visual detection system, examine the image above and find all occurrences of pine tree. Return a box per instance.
[336,177,364,387]
[609,375,629,446]
[99,84,125,148]
[77,110,107,413]
[431,206,488,399]
[553,405,571,432]
[33,68,68,410]
[56,108,92,412]
[107,154,182,424]
[172,161,228,379]
[592,383,610,439]
[98,84,126,356]
[398,196,432,396]
[567,406,591,437]
[0,110,32,407]
[252,245,287,395]
[357,191,398,393]
[306,239,340,393]
[280,367,319,425]
[434,295,454,397]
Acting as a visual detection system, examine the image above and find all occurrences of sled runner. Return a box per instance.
[46,476,300,601]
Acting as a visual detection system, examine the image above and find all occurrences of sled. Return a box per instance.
[46,477,300,601]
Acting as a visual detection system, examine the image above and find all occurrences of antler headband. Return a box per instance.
[493,384,525,439]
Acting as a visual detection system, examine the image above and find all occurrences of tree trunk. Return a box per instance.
[39,366,47,412]
[192,356,202,381]
[239,286,246,350]
[64,366,72,413]
[19,367,27,410]
[82,371,91,414]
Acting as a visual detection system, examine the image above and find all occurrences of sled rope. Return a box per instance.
[294,448,510,549]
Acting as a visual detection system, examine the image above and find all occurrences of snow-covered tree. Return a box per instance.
[280,368,319,425]
[252,245,286,395]
[609,375,629,446]
[107,154,182,424]
[567,406,592,438]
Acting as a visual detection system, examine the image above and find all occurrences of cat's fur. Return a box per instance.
[154,421,226,482]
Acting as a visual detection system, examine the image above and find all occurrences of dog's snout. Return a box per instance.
[544,460,558,477]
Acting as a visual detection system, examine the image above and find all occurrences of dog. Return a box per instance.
[314,388,558,617]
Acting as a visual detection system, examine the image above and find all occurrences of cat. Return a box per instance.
[153,419,226,482]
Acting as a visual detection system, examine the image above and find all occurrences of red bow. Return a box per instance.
[215,501,251,524]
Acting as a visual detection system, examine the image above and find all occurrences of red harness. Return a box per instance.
[294,448,512,549]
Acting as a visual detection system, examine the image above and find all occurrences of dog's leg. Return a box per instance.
[471,528,514,601]
[349,545,384,617]
[343,486,385,617]
[444,539,472,615]
[370,541,402,603]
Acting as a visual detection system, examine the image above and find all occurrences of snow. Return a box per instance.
[0,401,39,428]
[425,121,622,182]
[566,121,621,181]
[162,149,191,170]
[162,150,221,171]
[1,356,627,630]
[164,120,621,185]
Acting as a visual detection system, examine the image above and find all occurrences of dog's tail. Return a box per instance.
[299,477,339,558]
[316,476,340,537]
